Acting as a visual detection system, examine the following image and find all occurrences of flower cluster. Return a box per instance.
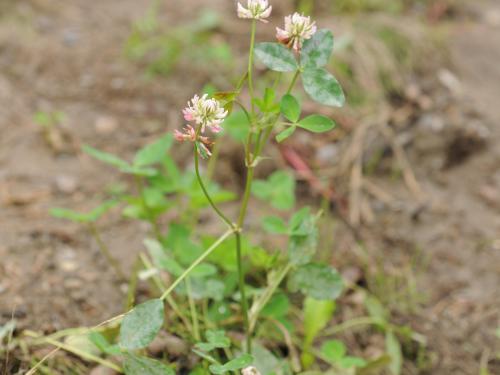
[237,0,272,22]
[276,12,317,52]
[182,94,227,133]
[175,94,228,157]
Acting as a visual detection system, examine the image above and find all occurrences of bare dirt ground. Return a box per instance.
[0,0,499,374]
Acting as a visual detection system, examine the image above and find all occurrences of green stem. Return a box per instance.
[186,278,201,341]
[235,232,251,353]
[236,167,255,227]
[249,263,292,332]
[231,68,303,354]
[88,223,126,280]
[159,229,234,301]
[248,20,257,112]
[194,146,235,229]
[287,70,301,95]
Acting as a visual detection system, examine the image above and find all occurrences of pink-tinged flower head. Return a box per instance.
[182,94,227,133]
[174,125,196,142]
[276,12,317,52]
[237,0,272,23]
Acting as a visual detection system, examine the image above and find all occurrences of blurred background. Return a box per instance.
[0,0,499,373]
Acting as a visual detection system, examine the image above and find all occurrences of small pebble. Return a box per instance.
[55,175,78,194]
[95,116,118,135]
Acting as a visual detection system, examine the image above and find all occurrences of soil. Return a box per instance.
[0,0,499,374]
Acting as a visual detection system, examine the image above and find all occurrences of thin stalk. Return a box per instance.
[287,70,301,95]
[233,126,257,353]
[186,278,201,341]
[235,232,251,353]
[159,229,234,301]
[247,20,257,112]
[249,263,292,331]
[88,223,126,280]
[194,146,234,229]
[236,167,255,227]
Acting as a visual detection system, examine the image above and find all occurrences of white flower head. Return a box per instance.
[237,0,272,23]
[241,367,261,375]
[182,94,228,133]
[276,12,317,52]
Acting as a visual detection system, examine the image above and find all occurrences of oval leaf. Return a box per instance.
[302,68,345,107]
[280,94,301,123]
[119,299,164,350]
[123,353,175,375]
[255,43,298,72]
[287,263,343,300]
[301,29,334,68]
[302,297,336,367]
[298,115,335,133]
[276,126,296,143]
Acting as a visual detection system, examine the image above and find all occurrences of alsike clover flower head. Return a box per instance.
[182,94,228,134]
[276,12,317,52]
[175,94,227,158]
[237,0,272,23]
